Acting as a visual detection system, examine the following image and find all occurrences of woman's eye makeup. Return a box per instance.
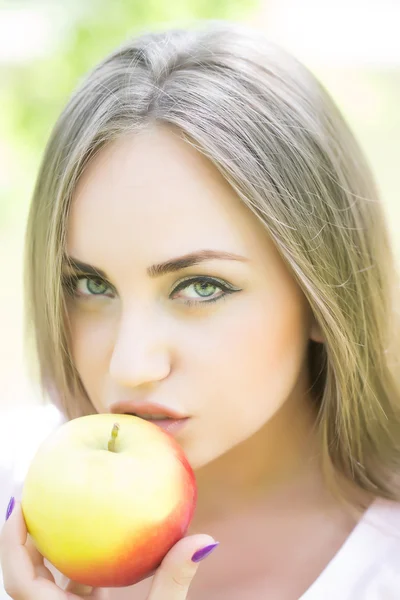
[62,271,241,307]
[170,275,241,306]
[66,275,115,298]
[62,272,115,299]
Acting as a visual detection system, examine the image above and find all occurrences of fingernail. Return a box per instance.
[5,497,15,521]
[191,541,219,563]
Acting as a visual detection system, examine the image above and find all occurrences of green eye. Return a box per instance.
[63,274,114,298]
[193,281,217,297]
[86,278,109,295]
[171,276,241,307]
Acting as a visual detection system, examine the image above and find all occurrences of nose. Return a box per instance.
[109,307,172,389]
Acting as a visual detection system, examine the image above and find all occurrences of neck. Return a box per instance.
[190,390,359,532]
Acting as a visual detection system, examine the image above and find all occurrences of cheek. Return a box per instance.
[239,299,308,394]
[68,309,114,400]
[203,292,310,438]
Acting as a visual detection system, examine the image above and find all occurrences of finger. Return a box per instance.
[2,508,56,583]
[0,501,40,597]
[26,535,57,582]
[0,503,103,600]
[64,580,95,596]
[63,575,109,599]
[148,534,219,600]
[64,581,109,600]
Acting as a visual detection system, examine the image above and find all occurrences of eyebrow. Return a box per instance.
[62,249,249,280]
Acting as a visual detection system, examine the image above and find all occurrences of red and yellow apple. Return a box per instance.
[21,413,197,587]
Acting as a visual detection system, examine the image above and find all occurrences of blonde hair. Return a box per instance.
[25,20,400,502]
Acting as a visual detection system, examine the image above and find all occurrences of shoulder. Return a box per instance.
[354,498,400,596]
[0,403,65,598]
[0,403,64,516]
[303,498,400,600]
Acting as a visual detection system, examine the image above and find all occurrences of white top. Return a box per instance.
[301,497,400,599]
[1,405,400,599]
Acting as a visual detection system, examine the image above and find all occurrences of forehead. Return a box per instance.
[67,126,269,267]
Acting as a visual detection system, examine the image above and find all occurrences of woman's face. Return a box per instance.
[65,125,316,469]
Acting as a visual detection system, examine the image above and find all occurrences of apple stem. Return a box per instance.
[108,423,120,452]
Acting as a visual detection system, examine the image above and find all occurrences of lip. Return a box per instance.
[144,418,190,436]
[109,400,189,420]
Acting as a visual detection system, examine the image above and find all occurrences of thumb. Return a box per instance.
[148,534,219,600]
[64,580,100,597]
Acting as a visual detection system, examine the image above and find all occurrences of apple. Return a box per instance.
[21,413,197,587]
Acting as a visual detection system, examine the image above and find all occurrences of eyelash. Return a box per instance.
[62,273,240,307]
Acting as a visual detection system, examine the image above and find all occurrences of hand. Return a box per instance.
[144,533,219,599]
[1,501,219,600]
[0,501,108,599]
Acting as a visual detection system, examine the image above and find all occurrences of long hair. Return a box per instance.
[24,21,400,502]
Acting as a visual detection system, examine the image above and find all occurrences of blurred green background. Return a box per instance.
[0,0,399,414]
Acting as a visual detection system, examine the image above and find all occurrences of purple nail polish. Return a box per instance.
[191,542,219,563]
[5,497,15,521]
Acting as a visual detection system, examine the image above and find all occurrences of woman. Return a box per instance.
[2,20,400,599]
